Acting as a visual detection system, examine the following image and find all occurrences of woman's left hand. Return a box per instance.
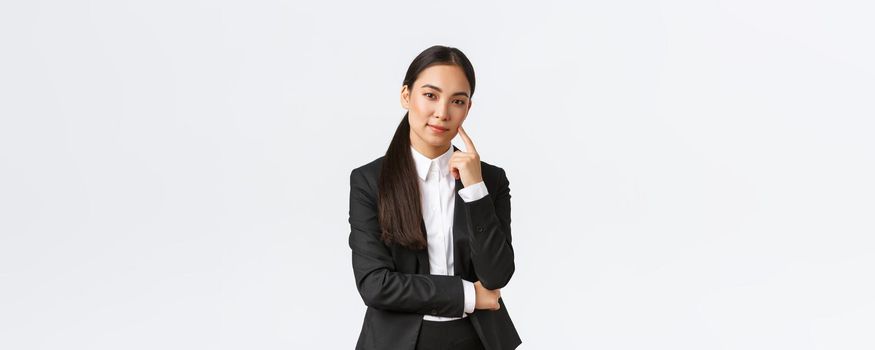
[449,125,484,188]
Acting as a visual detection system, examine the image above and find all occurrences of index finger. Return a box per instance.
[457,125,477,154]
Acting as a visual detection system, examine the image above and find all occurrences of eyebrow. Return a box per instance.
[420,84,470,98]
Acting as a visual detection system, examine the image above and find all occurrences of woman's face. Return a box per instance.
[401,64,473,152]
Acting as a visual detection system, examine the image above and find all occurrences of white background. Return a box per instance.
[1,0,873,349]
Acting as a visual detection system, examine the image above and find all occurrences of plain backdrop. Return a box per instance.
[1,0,873,349]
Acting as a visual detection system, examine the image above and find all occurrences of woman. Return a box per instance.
[349,45,521,350]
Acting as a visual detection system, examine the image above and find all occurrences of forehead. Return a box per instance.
[413,64,470,93]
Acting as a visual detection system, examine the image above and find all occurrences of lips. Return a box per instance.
[428,124,449,132]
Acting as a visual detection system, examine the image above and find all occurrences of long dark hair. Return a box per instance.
[377,45,476,250]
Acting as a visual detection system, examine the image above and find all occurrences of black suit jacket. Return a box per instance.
[348,144,521,350]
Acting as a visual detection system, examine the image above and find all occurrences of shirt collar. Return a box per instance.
[411,144,456,181]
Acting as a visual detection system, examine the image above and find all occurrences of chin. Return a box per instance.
[425,138,446,147]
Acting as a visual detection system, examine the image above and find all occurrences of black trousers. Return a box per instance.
[415,317,486,350]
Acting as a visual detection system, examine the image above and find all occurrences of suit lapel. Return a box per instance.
[452,174,470,278]
[449,144,471,278]
[416,220,429,274]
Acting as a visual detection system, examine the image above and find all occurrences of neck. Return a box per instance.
[409,134,450,159]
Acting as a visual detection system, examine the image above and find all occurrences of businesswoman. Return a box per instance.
[348,45,521,350]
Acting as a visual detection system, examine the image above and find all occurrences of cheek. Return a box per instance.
[408,108,427,124]
[410,102,431,119]
[446,110,466,124]
[412,97,429,111]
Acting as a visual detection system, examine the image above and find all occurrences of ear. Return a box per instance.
[400,85,410,109]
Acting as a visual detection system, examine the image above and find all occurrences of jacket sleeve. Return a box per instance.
[348,168,465,317]
[463,167,515,290]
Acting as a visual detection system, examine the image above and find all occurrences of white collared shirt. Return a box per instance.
[410,144,489,321]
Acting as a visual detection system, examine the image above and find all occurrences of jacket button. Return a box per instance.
[431,308,438,315]
[477,225,484,232]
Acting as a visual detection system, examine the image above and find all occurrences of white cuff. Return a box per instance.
[462,280,476,315]
[458,181,488,203]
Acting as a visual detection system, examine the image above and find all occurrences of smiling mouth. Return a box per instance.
[428,124,449,131]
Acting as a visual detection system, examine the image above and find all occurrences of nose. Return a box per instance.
[434,103,449,120]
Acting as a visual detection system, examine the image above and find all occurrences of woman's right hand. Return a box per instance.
[473,280,501,310]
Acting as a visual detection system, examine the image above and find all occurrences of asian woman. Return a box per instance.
[348,45,521,350]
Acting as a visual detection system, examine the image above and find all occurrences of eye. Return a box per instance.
[453,99,467,105]
[423,92,436,99]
